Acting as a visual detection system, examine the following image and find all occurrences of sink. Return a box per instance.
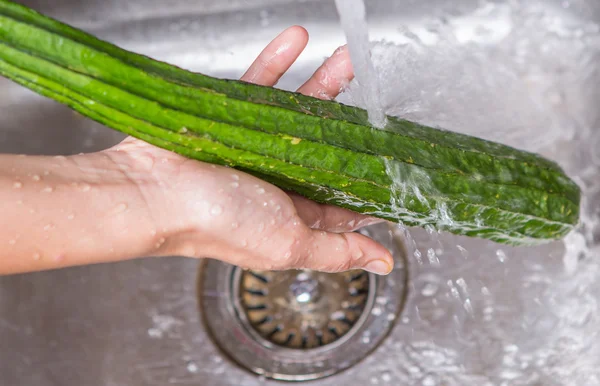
[1,0,599,385]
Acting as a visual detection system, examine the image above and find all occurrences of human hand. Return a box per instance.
[103,26,393,275]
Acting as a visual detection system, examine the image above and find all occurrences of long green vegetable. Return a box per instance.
[0,0,580,245]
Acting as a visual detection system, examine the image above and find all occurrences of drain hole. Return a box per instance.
[239,269,370,349]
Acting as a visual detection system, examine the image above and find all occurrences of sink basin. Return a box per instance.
[1,0,599,385]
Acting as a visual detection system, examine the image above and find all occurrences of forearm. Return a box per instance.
[0,152,170,274]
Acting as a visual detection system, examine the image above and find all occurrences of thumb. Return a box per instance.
[293,228,394,275]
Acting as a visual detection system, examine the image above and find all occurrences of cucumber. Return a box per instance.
[0,0,580,245]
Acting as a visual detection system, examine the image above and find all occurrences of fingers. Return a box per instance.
[297,229,393,275]
[289,193,383,232]
[241,25,309,86]
[296,45,354,100]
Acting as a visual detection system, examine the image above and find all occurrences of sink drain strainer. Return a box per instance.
[200,224,407,381]
[239,269,371,349]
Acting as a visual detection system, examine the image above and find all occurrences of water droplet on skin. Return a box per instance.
[155,237,166,249]
[150,229,157,236]
[16,200,23,205]
[33,253,40,260]
[42,187,54,193]
[231,174,239,181]
[231,222,239,229]
[275,205,281,212]
[43,171,50,176]
[8,239,16,245]
[241,239,248,247]
[80,183,91,192]
[210,204,223,216]
[270,219,275,225]
[257,223,265,233]
[13,181,22,189]
[32,175,41,181]
[67,214,75,220]
[246,199,252,204]
[256,187,265,195]
[111,203,128,215]
[262,201,268,207]
[43,224,54,231]
[161,158,169,164]
[283,251,292,259]
[230,182,239,188]
[29,209,35,214]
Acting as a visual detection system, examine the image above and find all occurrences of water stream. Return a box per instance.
[334,1,600,384]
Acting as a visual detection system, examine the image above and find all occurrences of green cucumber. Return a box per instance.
[0,0,580,245]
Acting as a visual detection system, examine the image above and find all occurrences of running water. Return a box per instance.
[333,1,600,384]
[334,0,387,128]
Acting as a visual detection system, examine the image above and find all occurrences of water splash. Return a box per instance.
[335,1,600,384]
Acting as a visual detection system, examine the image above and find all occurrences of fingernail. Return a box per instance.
[363,259,392,275]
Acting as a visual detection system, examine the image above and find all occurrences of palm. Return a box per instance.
[106,26,392,275]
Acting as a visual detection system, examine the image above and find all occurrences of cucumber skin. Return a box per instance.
[0,0,580,245]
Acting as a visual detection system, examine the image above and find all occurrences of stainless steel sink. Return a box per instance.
[1,0,599,385]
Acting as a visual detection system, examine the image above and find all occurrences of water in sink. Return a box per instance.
[334,1,599,385]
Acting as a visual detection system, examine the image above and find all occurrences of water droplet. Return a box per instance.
[41,187,54,193]
[270,218,275,225]
[352,249,364,260]
[155,237,166,249]
[421,282,439,297]
[283,250,292,259]
[43,223,54,231]
[496,249,507,262]
[8,239,16,245]
[179,127,188,133]
[186,362,198,373]
[231,174,239,181]
[241,239,248,247]
[43,171,50,176]
[380,370,391,382]
[67,214,75,220]
[230,182,239,188]
[427,248,439,265]
[80,183,91,192]
[32,175,41,181]
[256,187,265,195]
[150,229,157,236]
[262,201,268,207]
[257,223,265,233]
[13,181,22,189]
[210,204,223,216]
[111,203,128,215]
[33,253,40,260]
[16,200,23,205]
[231,222,239,229]
[371,307,382,316]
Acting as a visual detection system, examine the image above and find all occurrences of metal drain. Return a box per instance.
[200,223,408,381]
[238,269,371,349]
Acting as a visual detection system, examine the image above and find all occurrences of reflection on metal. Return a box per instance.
[200,224,408,382]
